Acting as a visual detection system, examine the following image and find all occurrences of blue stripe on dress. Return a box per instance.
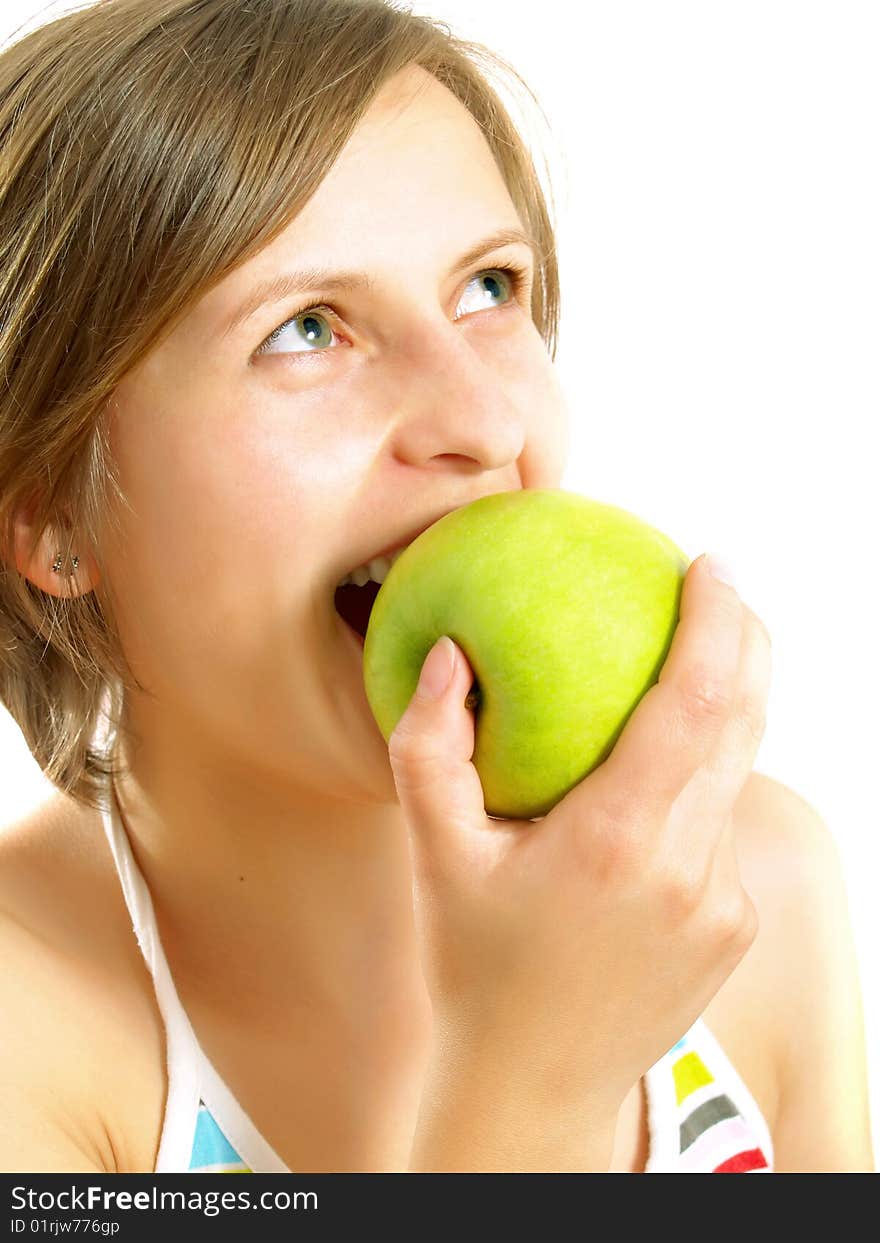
[189,1101,252,1172]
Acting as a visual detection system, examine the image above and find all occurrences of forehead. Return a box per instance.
[187,65,524,340]
[346,62,493,161]
[295,64,515,235]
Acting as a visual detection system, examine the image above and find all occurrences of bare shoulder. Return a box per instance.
[0,793,165,1173]
[727,770,875,1172]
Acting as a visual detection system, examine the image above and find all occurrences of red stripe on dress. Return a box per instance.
[713,1146,769,1173]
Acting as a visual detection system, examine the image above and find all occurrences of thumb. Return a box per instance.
[387,636,488,860]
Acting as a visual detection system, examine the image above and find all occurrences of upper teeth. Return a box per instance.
[338,545,408,587]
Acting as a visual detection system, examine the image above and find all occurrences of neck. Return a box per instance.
[109,714,428,1028]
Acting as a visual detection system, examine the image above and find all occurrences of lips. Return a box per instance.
[332,509,458,643]
[339,607,366,648]
[332,493,516,638]
[337,513,450,585]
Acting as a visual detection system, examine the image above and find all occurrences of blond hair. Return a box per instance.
[0,0,560,809]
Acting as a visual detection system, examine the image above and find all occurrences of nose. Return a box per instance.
[386,317,527,473]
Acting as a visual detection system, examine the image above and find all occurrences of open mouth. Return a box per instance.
[334,580,381,643]
[331,505,462,646]
[333,538,412,645]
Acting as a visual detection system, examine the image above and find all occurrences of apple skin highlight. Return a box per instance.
[362,488,689,820]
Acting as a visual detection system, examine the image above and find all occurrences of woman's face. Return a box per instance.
[102,63,569,806]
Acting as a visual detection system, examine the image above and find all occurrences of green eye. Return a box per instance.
[255,263,527,358]
[454,269,515,319]
[257,310,335,356]
[293,313,332,348]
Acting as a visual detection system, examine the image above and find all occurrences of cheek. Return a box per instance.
[535,356,571,473]
[111,400,319,570]
[491,323,570,486]
[102,414,330,685]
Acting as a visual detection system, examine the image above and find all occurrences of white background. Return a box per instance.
[2,1,877,1159]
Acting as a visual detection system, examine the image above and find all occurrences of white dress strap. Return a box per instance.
[98,776,292,1172]
[97,778,203,1171]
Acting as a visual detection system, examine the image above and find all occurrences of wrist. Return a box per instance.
[408,1038,622,1172]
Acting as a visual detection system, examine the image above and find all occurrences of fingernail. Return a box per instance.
[705,553,737,589]
[416,636,456,700]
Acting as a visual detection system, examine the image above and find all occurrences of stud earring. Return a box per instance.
[51,553,79,574]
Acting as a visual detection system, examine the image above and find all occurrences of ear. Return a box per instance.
[8,509,101,599]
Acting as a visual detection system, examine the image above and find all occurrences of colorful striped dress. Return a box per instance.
[99,779,773,1174]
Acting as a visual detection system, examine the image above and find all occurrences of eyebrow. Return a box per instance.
[220,226,540,337]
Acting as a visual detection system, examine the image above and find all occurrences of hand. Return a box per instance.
[387,554,771,1166]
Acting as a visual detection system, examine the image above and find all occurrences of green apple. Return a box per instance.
[363,488,689,820]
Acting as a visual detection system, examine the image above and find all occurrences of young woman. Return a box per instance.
[0,0,873,1173]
